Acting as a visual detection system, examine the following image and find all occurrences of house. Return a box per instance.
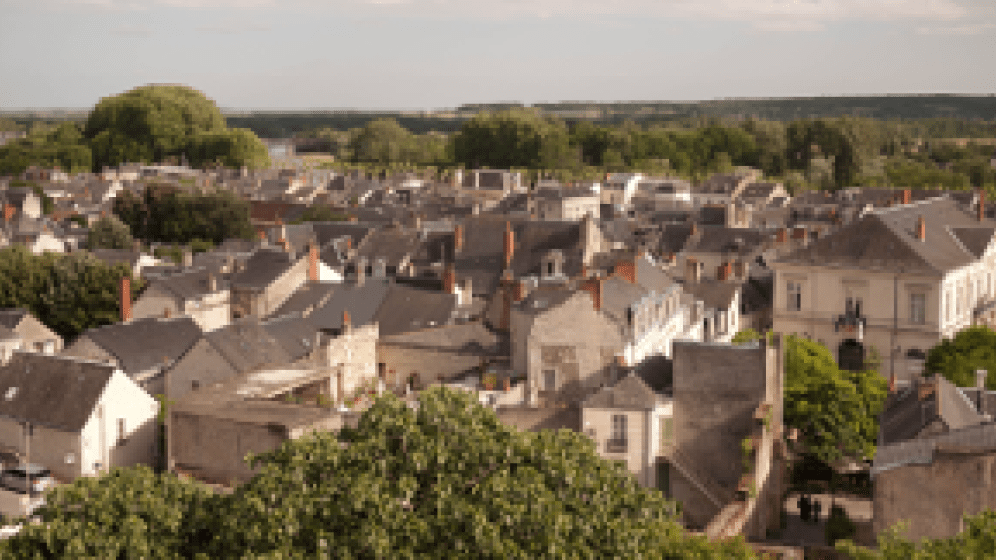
[872,422,996,541]
[878,373,986,448]
[680,259,744,343]
[737,182,790,209]
[131,268,231,331]
[691,170,762,206]
[0,352,158,481]
[631,177,693,210]
[229,242,327,320]
[0,309,62,354]
[61,317,203,396]
[771,197,996,379]
[0,187,42,221]
[377,322,502,389]
[600,173,644,206]
[532,187,600,221]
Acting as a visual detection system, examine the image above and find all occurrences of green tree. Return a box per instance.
[87,214,135,250]
[784,335,887,463]
[349,118,413,165]
[0,122,92,176]
[925,326,996,388]
[838,511,996,560]
[453,109,574,170]
[113,185,253,244]
[292,205,349,224]
[186,127,270,170]
[731,328,763,345]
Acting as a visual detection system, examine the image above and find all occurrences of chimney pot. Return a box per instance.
[443,262,456,295]
[454,224,464,254]
[503,221,515,269]
[776,228,788,243]
[902,189,911,205]
[916,215,926,241]
[685,257,700,285]
[120,275,132,323]
[308,241,319,282]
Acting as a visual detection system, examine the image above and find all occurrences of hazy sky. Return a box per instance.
[2,0,993,110]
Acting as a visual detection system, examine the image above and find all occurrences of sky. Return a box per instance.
[1,0,994,110]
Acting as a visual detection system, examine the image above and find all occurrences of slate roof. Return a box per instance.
[778,198,996,274]
[873,422,996,476]
[739,182,782,201]
[695,173,750,195]
[152,268,226,302]
[582,372,664,410]
[267,282,337,319]
[261,315,319,361]
[79,317,203,375]
[0,309,29,330]
[88,249,141,268]
[229,247,295,290]
[371,284,457,337]
[0,353,115,432]
[310,222,376,249]
[307,280,392,332]
[203,318,295,375]
[682,279,741,311]
[878,374,985,447]
[600,275,649,327]
[683,227,771,257]
[354,226,421,269]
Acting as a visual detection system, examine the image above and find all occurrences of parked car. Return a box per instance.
[0,465,53,494]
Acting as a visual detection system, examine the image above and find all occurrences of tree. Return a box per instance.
[292,205,349,224]
[453,109,574,170]
[87,214,135,250]
[113,185,253,244]
[925,326,996,389]
[84,84,268,171]
[0,122,92,176]
[783,335,887,463]
[731,328,763,345]
[0,388,759,558]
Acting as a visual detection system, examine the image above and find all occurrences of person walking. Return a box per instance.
[812,499,822,523]
[798,494,810,522]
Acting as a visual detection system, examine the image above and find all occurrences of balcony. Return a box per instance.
[605,439,628,454]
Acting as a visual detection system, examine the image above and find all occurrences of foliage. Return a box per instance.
[453,109,575,170]
[0,466,216,559]
[925,326,996,389]
[87,214,135,250]
[0,245,143,340]
[825,504,856,545]
[113,184,253,244]
[67,214,88,228]
[348,118,449,166]
[838,511,996,560]
[154,244,184,265]
[0,122,92,176]
[28,184,54,215]
[0,387,759,558]
[731,328,763,345]
[783,335,887,463]
[291,205,349,224]
[84,84,268,171]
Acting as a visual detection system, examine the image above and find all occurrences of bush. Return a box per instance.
[826,505,856,545]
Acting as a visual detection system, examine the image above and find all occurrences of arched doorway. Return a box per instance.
[838,339,865,371]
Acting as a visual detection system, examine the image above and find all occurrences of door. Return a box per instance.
[656,461,670,498]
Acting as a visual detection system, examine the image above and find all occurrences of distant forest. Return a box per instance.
[4,95,996,138]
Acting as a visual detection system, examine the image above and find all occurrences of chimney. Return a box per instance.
[902,189,911,205]
[792,227,807,241]
[717,262,731,282]
[182,249,193,268]
[977,369,988,390]
[916,215,926,242]
[119,275,132,323]
[163,307,171,319]
[685,257,700,285]
[918,377,936,401]
[308,241,319,282]
[503,221,515,269]
[979,190,986,222]
[776,228,788,244]
[734,260,747,280]
[355,257,367,286]
[454,224,464,254]
[443,262,456,295]
[342,310,351,332]
[3,204,15,223]
[614,259,636,284]
[514,278,527,302]
[207,272,217,292]
[690,222,698,236]
[348,215,358,222]
[580,276,604,311]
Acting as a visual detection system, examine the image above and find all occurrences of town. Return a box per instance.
[0,85,994,558]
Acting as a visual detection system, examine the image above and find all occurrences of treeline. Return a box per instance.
[299,109,996,192]
[0,85,270,176]
[0,245,142,340]
[113,185,255,245]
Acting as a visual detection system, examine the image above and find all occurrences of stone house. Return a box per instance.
[61,317,203,396]
[131,268,231,331]
[377,322,502,389]
[772,197,996,379]
[0,308,62,354]
[229,242,329,320]
[0,352,158,481]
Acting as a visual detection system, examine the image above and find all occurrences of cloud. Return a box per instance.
[916,21,995,34]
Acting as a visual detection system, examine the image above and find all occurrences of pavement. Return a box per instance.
[776,491,874,548]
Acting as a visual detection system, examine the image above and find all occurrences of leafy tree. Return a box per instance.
[113,185,253,244]
[924,326,996,388]
[292,205,349,224]
[87,214,135,250]
[838,511,996,560]
[0,388,758,558]
[186,128,270,170]
[784,335,887,463]
[0,122,92,176]
[731,328,763,345]
[453,109,575,170]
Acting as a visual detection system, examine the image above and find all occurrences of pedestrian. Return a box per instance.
[812,499,822,523]
[798,494,810,522]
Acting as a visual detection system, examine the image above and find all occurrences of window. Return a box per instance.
[910,293,927,324]
[608,414,628,452]
[787,282,802,311]
[117,418,126,444]
[543,369,556,391]
[845,296,862,317]
[659,417,673,449]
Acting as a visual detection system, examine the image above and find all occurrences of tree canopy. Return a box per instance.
[453,109,574,170]
[783,335,887,463]
[838,511,996,560]
[83,84,269,171]
[87,214,135,250]
[0,245,142,340]
[113,184,254,244]
[1,387,758,558]
[924,326,996,389]
[0,122,92,176]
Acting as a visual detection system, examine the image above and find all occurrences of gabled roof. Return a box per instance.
[371,284,457,337]
[0,309,29,330]
[582,372,663,410]
[79,317,203,376]
[0,353,115,432]
[873,421,996,476]
[879,375,985,447]
[203,318,294,375]
[600,275,649,326]
[229,247,295,290]
[268,282,337,319]
[683,279,741,311]
[307,281,392,332]
[354,226,421,268]
[261,315,319,361]
[682,227,770,257]
[777,198,994,274]
[151,268,226,302]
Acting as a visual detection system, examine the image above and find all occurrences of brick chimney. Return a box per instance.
[163,307,171,319]
[120,275,132,323]
[614,259,636,284]
[776,228,788,244]
[308,241,319,282]
[580,276,604,311]
[3,204,15,224]
[717,262,731,282]
[342,309,351,332]
[356,257,367,286]
[792,227,807,241]
[734,260,746,280]
[514,278,529,302]
[443,262,456,295]
[689,222,698,236]
[454,224,464,254]
[916,215,926,242]
[685,257,700,285]
[503,221,515,269]
[902,189,911,205]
